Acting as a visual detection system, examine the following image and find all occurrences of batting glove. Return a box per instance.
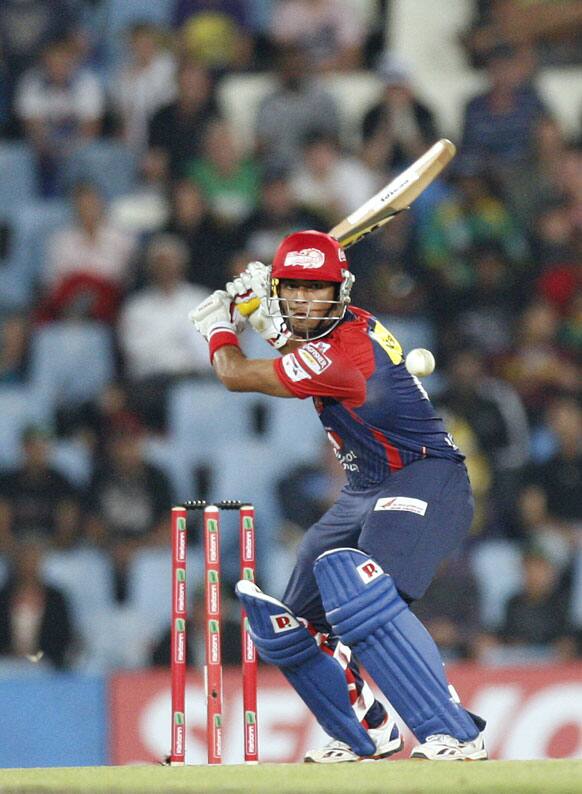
[189,290,242,361]
[226,262,290,349]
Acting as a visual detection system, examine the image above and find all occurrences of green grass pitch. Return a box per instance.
[0,761,580,793]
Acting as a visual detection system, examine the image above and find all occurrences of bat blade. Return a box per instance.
[329,138,456,249]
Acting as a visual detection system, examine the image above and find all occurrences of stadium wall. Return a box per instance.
[2,664,580,767]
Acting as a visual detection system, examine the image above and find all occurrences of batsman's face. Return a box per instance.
[279,279,338,334]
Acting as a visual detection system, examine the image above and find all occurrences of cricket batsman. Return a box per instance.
[189,230,487,762]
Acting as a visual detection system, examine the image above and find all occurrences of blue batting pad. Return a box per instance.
[235,580,375,756]
[313,548,479,743]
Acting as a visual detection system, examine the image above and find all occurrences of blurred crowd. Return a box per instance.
[0,0,580,672]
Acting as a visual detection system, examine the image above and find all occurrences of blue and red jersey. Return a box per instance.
[274,306,464,490]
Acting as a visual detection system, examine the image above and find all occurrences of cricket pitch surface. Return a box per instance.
[0,760,580,793]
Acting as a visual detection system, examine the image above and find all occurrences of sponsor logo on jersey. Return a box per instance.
[297,342,332,374]
[374,496,428,516]
[326,429,359,471]
[270,613,300,633]
[283,248,325,269]
[356,559,384,584]
[326,429,343,451]
[282,353,310,382]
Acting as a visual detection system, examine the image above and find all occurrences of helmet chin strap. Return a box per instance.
[288,315,340,342]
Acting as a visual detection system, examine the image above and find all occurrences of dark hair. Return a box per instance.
[301,130,339,150]
[128,21,158,37]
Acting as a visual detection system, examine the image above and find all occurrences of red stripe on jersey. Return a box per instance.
[371,428,404,472]
[345,406,404,472]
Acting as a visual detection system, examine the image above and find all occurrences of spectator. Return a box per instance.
[163,179,237,289]
[356,259,427,318]
[499,301,578,421]
[15,38,104,196]
[117,234,211,431]
[418,161,529,309]
[412,555,481,661]
[441,348,530,482]
[437,409,492,535]
[509,117,570,227]
[236,164,327,262]
[525,397,582,528]
[514,484,572,570]
[453,244,524,356]
[0,538,74,669]
[558,292,582,358]
[255,44,340,169]
[0,426,81,553]
[0,0,83,114]
[0,312,29,384]
[270,0,365,72]
[462,0,582,68]
[55,380,143,465]
[111,22,176,152]
[460,44,548,177]
[187,119,261,226]
[362,53,439,174]
[173,0,255,73]
[290,132,380,224]
[109,148,171,236]
[495,545,576,661]
[39,182,138,324]
[84,427,173,602]
[531,197,578,271]
[148,57,219,180]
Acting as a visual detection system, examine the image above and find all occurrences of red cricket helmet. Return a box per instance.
[271,230,348,282]
[269,230,355,341]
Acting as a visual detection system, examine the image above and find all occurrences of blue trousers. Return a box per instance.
[283,458,474,631]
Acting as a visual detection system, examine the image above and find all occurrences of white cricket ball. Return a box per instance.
[405,348,435,378]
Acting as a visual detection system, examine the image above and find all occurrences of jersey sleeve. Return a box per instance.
[274,341,366,407]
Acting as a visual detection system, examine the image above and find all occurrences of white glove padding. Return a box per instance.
[247,297,291,349]
[226,261,290,349]
[189,289,237,340]
[226,261,270,316]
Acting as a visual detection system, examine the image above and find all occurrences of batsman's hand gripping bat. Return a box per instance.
[236,138,456,317]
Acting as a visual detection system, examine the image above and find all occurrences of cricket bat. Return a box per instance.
[237,139,456,316]
[329,138,456,248]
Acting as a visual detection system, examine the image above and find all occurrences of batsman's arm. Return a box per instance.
[212,345,295,398]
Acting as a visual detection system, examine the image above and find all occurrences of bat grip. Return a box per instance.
[237,297,261,317]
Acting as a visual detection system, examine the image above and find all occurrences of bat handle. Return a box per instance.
[237,297,261,317]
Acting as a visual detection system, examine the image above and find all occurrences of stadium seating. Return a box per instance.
[0,386,52,468]
[0,143,36,206]
[569,548,582,629]
[167,379,275,454]
[470,539,524,630]
[51,438,94,489]
[28,321,115,409]
[102,0,175,71]
[60,141,138,201]
[42,548,115,666]
[0,199,71,311]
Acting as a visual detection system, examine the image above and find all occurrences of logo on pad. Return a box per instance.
[270,613,300,633]
[356,560,383,584]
